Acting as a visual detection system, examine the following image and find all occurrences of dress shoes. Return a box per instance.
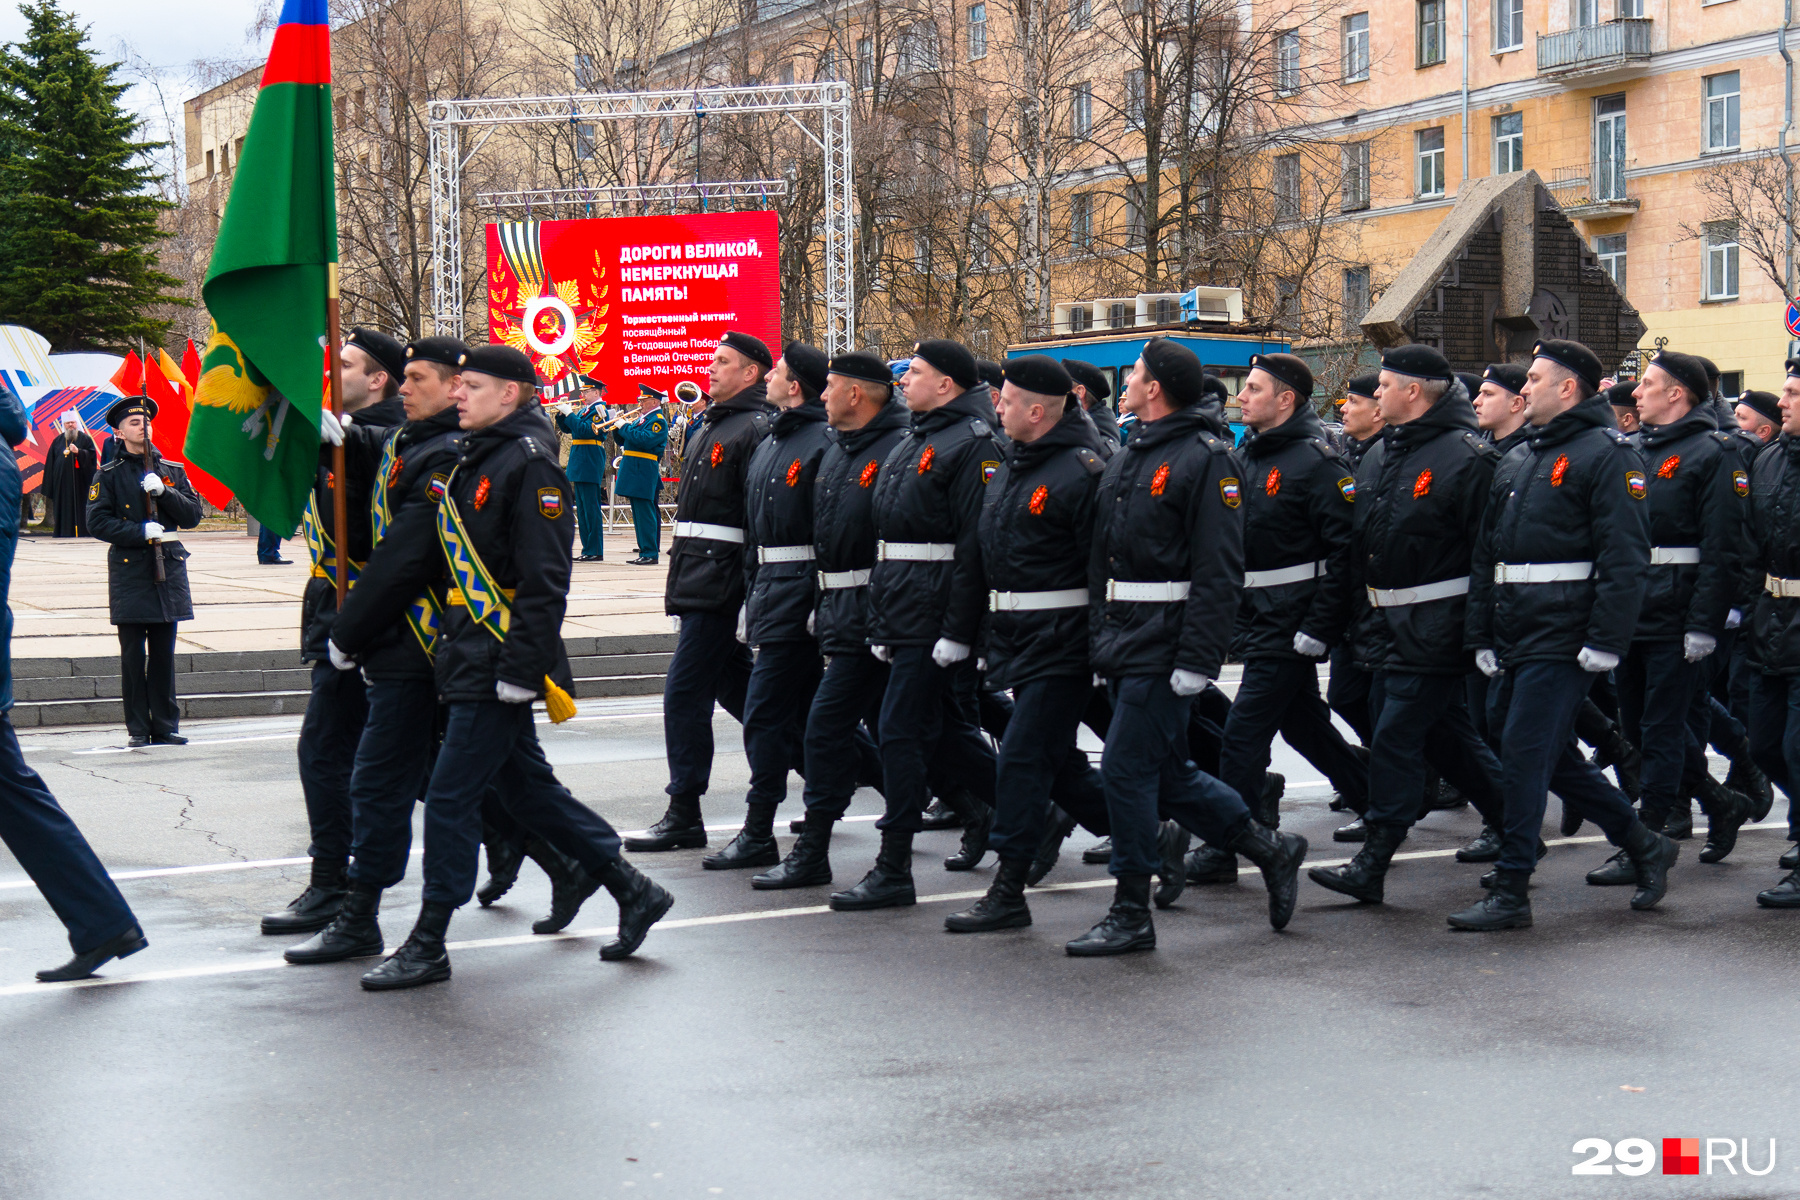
[36,924,149,981]
[151,733,187,745]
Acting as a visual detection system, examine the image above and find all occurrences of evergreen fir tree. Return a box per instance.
[0,0,181,350]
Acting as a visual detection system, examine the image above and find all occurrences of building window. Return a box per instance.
[969,107,989,161]
[1071,82,1092,136]
[1574,0,1600,26]
[857,37,874,89]
[1342,140,1370,211]
[1618,0,1642,17]
[1274,153,1301,219]
[1594,93,1627,200]
[1719,370,1743,399]
[1493,112,1523,173]
[1704,71,1740,153]
[1595,233,1626,289]
[1704,221,1739,301]
[913,233,930,274]
[1343,266,1371,329]
[1070,0,1091,31]
[1417,0,1445,65]
[1071,192,1093,249]
[575,53,598,87]
[1343,13,1369,82]
[968,3,987,59]
[1125,68,1146,128]
[1416,126,1446,196]
[899,22,939,75]
[575,122,596,160]
[1125,182,1146,245]
[1493,0,1523,51]
[1276,30,1300,93]
[972,210,991,269]
[205,148,215,177]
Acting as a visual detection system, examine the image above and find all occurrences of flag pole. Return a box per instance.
[326,264,349,610]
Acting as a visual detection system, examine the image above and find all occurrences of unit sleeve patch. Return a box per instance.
[538,487,564,519]
[1734,469,1750,497]
[1625,470,1647,500]
[1337,476,1356,502]
[1218,476,1240,507]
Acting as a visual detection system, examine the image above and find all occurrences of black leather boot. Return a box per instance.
[945,857,1033,932]
[1447,867,1533,930]
[702,803,780,870]
[476,827,526,906]
[919,796,963,830]
[1697,776,1751,864]
[1559,801,1584,837]
[1229,819,1308,931]
[944,795,994,871]
[260,857,348,934]
[1623,821,1679,911]
[1756,870,1800,908]
[1727,755,1774,822]
[1026,807,1077,886]
[35,923,148,982]
[1478,840,1547,887]
[1663,800,1694,840]
[1153,820,1192,909]
[622,794,707,852]
[285,882,383,964]
[1456,826,1503,862]
[830,829,916,911]
[1256,772,1285,829]
[1309,821,1406,904]
[753,813,834,890]
[528,840,602,934]
[597,857,675,960]
[1586,847,1636,886]
[1593,726,1643,802]
[1081,837,1113,864]
[1184,843,1238,884]
[1783,844,1800,870]
[360,901,453,991]
[1333,816,1368,843]
[1065,875,1155,956]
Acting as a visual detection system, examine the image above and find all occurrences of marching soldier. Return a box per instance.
[258,329,406,935]
[1324,373,1383,762]
[86,394,204,749]
[1462,339,1676,929]
[629,332,777,851]
[1748,358,1800,906]
[552,374,609,561]
[617,385,669,565]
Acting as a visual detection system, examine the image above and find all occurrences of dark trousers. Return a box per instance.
[989,674,1109,862]
[0,715,138,953]
[572,481,604,558]
[1467,672,1499,748]
[1221,656,1368,815]
[256,524,284,563]
[1186,682,1232,776]
[421,701,622,907]
[1327,646,1373,743]
[1489,663,1639,873]
[346,678,438,888]
[1364,671,1505,830]
[117,622,179,740]
[1619,641,1704,819]
[663,609,752,799]
[742,639,822,808]
[629,497,660,561]
[1749,672,1800,841]
[876,645,996,834]
[803,651,889,819]
[296,661,369,862]
[1101,674,1249,877]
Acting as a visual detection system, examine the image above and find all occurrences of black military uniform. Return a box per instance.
[1065,358,1121,456]
[1325,373,1385,760]
[1746,362,1800,904]
[630,331,777,852]
[86,396,203,747]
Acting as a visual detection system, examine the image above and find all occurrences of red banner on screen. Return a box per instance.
[486,211,781,405]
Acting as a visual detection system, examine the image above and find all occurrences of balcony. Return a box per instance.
[1537,18,1653,80]
[1547,161,1640,220]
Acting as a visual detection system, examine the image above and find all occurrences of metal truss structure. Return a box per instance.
[474,180,791,216]
[427,84,854,350]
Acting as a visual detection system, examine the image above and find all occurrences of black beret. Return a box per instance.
[405,335,468,371]
[1140,337,1206,406]
[976,358,1005,390]
[1455,371,1484,400]
[1649,350,1712,407]
[345,327,405,381]
[1788,357,1800,379]
[1481,363,1527,396]
[1380,343,1452,384]
[1603,380,1639,410]
[911,339,978,389]
[1737,390,1782,425]
[1249,352,1314,400]
[1532,339,1603,391]
[720,330,773,370]
[578,373,606,390]
[1344,371,1380,400]
[459,344,538,386]
[827,351,893,387]
[1694,354,1722,389]
[1064,359,1110,401]
[780,342,829,397]
[105,395,155,427]
[1002,355,1072,398]
[1201,374,1230,405]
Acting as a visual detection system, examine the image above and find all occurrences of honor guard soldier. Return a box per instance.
[617,385,669,564]
[1322,372,1385,766]
[707,343,835,870]
[87,394,204,748]
[1462,339,1677,929]
[552,373,609,561]
[1607,380,1642,434]
[1308,346,1510,911]
[1736,389,1782,449]
[1076,337,1305,956]
[1065,359,1121,452]
[830,340,1003,911]
[1747,359,1800,906]
[257,328,407,935]
[629,331,777,852]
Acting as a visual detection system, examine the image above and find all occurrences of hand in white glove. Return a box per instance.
[140,472,164,496]
[1169,668,1211,696]
[1093,673,1106,689]
[870,644,892,663]
[735,606,747,644]
[496,679,536,703]
[1576,646,1619,673]
[318,408,352,446]
[1683,631,1718,662]
[976,657,987,673]
[1292,631,1328,658]
[1475,648,1501,678]
[1726,608,1743,630]
[612,456,623,470]
[142,521,165,543]
[670,615,682,634]
[805,610,815,636]
[327,639,356,672]
[931,638,971,668]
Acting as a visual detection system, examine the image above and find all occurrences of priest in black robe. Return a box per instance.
[44,412,97,537]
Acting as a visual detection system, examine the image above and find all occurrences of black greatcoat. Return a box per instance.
[742,398,832,645]
[1628,405,1745,642]
[86,447,204,624]
[1746,437,1800,675]
[810,401,910,657]
[300,395,406,661]
[665,384,776,616]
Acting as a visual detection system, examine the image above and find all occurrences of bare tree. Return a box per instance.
[1681,150,1796,297]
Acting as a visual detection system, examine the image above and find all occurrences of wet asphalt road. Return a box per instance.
[3,694,1800,1200]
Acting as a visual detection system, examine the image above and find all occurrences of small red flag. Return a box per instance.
[110,350,145,397]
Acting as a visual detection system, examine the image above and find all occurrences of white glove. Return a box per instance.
[318,408,351,446]
[1475,648,1501,678]
[805,610,815,636]
[1683,631,1718,662]
[870,644,892,663]
[612,456,623,470]
[142,521,165,542]
[327,639,355,672]
[735,606,748,644]
[1170,668,1211,696]
[1292,631,1328,658]
[140,472,164,496]
[1726,608,1743,630]
[931,638,971,668]
[1093,673,1105,689]
[670,615,681,633]
[496,679,536,703]
[976,657,987,673]
[1576,646,1619,673]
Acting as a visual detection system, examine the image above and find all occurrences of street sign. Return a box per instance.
[1786,298,1800,339]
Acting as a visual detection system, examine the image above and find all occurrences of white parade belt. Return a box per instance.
[1649,547,1700,565]
[877,541,955,562]
[1104,580,1190,602]
[1492,562,1592,584]
[1243,561,1324,589]
[1367,576,1471,607]
[756,545,814,564]
[1766,574,1800,599]
[989,588,1088,612]
[674,521,744,544]
[818,568,872,589]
